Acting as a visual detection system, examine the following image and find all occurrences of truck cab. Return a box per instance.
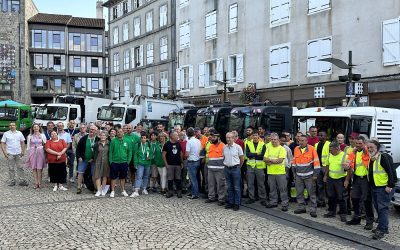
[35,103,80,128]
[195,105,234,141]
[168,107,198,131]
[97,103,141,126]
[0,100,33,136]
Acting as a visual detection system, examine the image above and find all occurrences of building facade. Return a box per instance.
[102,0,176,101]
[0,0,38,103]
[28,13,107,103]
[176,0,400,108]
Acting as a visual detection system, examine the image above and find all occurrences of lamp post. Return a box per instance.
[212,72,234,103]
[140,82,165,98]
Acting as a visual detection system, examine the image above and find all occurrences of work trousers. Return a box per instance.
[247,167,266,200]
[208,168,226,202]
[327,177,347,215]
[295,175,317,212]
[268,174,288,207]
[351,176,374,223]
[316,169,326,204]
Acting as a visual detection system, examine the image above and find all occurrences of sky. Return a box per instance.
[33,0,105,18]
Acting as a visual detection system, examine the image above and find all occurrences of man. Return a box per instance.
[282,131,293,146]
[162,132,184,198]
[65,120,78,183]
[292,135,321,217]
[205,129,226,206]
[134,123,143,137]
[57,122,73,181]
[157,123,165,135]
[195,127,208,194]
[307,126,319,146]
[323,141,351,222]
[109,128,132,197]
[245,131,267,206]
[289,131,303,154]
[223,132,244,211]
[258,127,266,140]
[315,131,330,207]
[1,122,27,186]
[76,125,98,194]
[346,136,374,229]
[242,126,254,197]
[178,131,188,192]
[186,128,201,199]
[280,134,293,201]
[174,125,182,134]
[231,130,244,150]
[122,124,128,134]
[125,124,140,182]
[44,121,55,140]
[264,132,288,211]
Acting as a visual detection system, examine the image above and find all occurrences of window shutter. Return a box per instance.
[188,65,194,89]
[382,18,400,66]
[280,46,290,80]
[204,64,210,87]
[211,12,217,37]
[270,0,280,24]
[127,0,131,12]
[176,68,181,90]
[216,58,223,81]
[307,40,319,75]
[198,63,205,87]
[229,4,238,32]
[320,38,332,73]
[130,48,135,68]
[205,15,211,38]
[269,48,280,81]
[320,0,330,9]
[139,45,144,66]
[147,74,154,97]
[236,54,244,82]
[308,0,318,13]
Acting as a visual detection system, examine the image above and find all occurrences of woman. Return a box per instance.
[157,132,168,195]
[26,124,47,188]
[45,131,68,191]
[93,131,110,197]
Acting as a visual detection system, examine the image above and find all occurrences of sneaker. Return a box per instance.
[53,185,58,192]
[8,181,16,187]
[110,191,115,198]
[310,211,317,218]
[18,181,29,186]
[76,188,82,194]
[225,204,234,209]
[142,189,149,195]
[204,199,217,203]
[218,201,225,206]
[69,178,75,183]
[121,190,128,197]
[233,205,240,211]
[340,215,347,222]
[323,212,336,218]
[372,229,389,234]
[130,192,140,198]
[95,191,101,197]
[245,199,255,204]
[260,200,267,206]
[346,218,361,225]
[166,192,173,198]
[294,208,307,214]
[281,206,288,212]
[188,196,199,200]
[364,224,373,230]
[58,185,68,191]
[372,231,385,240]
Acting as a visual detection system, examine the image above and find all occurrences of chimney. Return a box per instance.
[96,0,103,19]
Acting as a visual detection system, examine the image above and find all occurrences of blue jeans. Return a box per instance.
[224,166,241,205]
[66,149,75,178]
[188,160,201,197]
[135,165,151,189]
[372,187,394,233]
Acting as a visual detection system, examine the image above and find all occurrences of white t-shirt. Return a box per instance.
[186,136,201,161]
[58,131,72,144]
[1,130,25,155]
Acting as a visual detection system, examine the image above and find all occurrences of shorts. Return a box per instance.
[77,160,94,174]
[110,162,129,180]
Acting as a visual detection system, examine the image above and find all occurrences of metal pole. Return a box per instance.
[346,51,353,106]
[223,71,227,102]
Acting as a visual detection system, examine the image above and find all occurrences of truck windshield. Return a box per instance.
[168,113,184,129]
[98,107,125,121]
[296,116,350,141]
[36,106,68,120]
[0,108,18,121]
[229,112,252,134]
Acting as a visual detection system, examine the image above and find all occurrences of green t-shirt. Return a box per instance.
[84,137,96,161]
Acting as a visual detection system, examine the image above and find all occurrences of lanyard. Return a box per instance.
[88,137,95,151]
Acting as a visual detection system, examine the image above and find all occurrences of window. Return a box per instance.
[112,7,118,19]
[91,58,99,68]
[90,36,98,46]
[69,33,84,51]
[54,79,62,88]
[308,0,330,14]
[269,43,290,83]
[205,11,217,40]
[73,35,81,45]
[34,54,45,68]
[147,74,154,97]
[123,22,129,41]
[382,18,400,66]
[228,54,244,83]
[270,0,290,26]
[53,33,61,45]
[134,0,142,9]
[134,17,141,37]
[36,78,44,87]
[1,0,20,12]
[32,30,46,48]
[113,53,120,73]
[91,79,99,90]
[53,56,61,70]
[180,0,189,8]
[160,37,168,61]
[159,5,167,27]
[75,79,82,89]
[123,79,130,98]
[179,21,190,49]
[73,57,81,72]
[160,71,168,94]
[146,11,153,32]
[124,49,130,70]
[198,59,223,87]
[113,81,120,99]
[135,76,142,95]
[123,1,128,14]
[307,37,332,76]
[229,3,238,33]
[176,66,193,90]
[113,27,119,45]
[134,45,143,67]
[146,43,154,64]
[88,35,102,52]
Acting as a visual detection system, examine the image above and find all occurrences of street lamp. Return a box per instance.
[140,82,168,98]
[212,72,234,102]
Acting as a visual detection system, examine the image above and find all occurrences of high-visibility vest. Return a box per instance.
[207,142,225,169]
[292,145,321,177]
[264,145,286,175]
[354,151,369,177]
[370,154,389,187]
[328,151,348,179]
[243,138,251,160]
[247,141,266,169]
[315,141,330,167]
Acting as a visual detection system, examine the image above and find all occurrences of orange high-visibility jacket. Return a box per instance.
[292,145,321,178]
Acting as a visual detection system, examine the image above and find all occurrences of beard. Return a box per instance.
[211,139,219,144]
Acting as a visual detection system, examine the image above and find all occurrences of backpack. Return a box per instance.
[381,153,398,183]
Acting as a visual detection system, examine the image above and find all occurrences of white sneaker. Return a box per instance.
[130,192,140,198]
[110,191,115,198]
[53,185,58,192]
[121,190,128,197]
[142,189,149,195]
[101,189,106,196]
[69,178,75,183]
[58,185,68,191]
[95,191,101,197]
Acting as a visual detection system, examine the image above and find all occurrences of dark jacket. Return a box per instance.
[368,153,395,188]
[76,134,99,160]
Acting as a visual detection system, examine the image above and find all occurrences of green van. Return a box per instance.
[0,100,33,137]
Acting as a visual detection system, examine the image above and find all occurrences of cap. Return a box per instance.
[349,132,359,138]
[209,129,220,136]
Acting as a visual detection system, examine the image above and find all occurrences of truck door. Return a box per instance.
[126,108,137,125]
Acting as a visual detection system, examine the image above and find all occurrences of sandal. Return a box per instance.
[33,184,39,189]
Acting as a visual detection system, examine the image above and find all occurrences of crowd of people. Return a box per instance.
[0,120,396,240]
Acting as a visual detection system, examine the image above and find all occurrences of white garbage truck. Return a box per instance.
[34,95,114,128]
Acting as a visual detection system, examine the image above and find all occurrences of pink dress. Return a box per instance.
[26,134,46,169]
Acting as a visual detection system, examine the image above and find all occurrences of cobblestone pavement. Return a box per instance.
[0,155,360,250]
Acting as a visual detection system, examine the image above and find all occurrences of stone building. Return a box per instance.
[0,0,38,103]
[176,0,400,108]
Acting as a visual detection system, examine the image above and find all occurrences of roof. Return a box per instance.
[0,100,29,107]
[293,106,400,118]
[28,13,105,29]
[102,0,123,8]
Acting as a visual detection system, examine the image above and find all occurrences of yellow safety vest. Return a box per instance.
[315,141,330,167]
[328,151,348,179]
[244,138,251,160]
[247,141,266,169]
[265,145,286,175]
[354,151,368,177]
[371,155,389,187]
